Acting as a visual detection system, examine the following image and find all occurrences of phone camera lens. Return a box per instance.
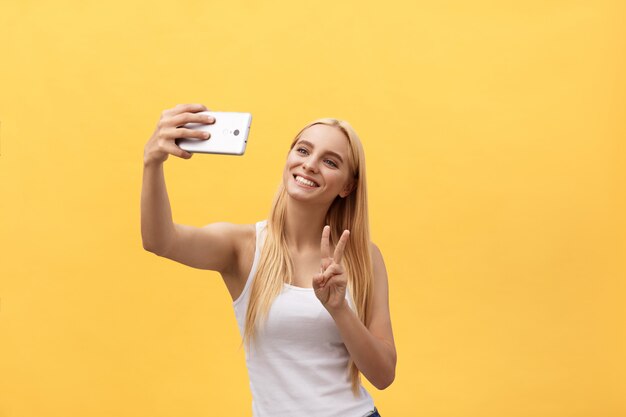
[234,129,240,136]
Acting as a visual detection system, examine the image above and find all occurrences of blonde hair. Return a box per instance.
[241,118,374,397]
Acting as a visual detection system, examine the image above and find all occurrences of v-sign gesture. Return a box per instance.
[313,225,350,313]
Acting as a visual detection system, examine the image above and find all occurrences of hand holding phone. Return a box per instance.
[144,103,211,164]
[175,111,252,156]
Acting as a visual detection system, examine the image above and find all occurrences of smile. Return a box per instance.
[293,175,319,188]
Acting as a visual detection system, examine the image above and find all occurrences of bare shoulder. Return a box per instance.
[227,222,256,275]
[205,221,254,237]
[225,221,256,244]
[200,221,255,246]
[367,240,391,312]
[369,241,386,270]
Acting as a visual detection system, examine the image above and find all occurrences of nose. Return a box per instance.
[302,160,319,173]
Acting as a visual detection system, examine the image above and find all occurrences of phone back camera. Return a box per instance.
[234,129,240,136]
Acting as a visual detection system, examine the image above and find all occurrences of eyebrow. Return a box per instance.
[296,139,345,163]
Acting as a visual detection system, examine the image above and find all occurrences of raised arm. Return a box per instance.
[140,103,245,274]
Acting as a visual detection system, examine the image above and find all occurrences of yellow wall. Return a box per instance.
[1,1,624,416]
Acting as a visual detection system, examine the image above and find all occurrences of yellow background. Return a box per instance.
[1,1,625,416]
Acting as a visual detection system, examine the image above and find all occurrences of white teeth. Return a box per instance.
[295,175,318,187]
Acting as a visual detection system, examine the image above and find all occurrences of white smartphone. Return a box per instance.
[175,111,252,155]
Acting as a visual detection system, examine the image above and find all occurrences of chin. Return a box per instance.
[283,180,319,202]
[285,184,312,201]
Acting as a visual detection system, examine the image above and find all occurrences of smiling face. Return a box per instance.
[283,123,355,205]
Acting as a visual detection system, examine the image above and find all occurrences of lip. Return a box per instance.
[293,173,320,187]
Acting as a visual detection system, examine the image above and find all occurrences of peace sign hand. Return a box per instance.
[313,225,350,313]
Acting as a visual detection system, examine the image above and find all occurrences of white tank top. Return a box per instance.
[233,220,376,417]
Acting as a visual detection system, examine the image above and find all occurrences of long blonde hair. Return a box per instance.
[241,118,374,397]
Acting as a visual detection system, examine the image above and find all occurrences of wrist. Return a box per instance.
[326,299,350,318]
[143,154,164,168]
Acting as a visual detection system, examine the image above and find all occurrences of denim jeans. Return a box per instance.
[364,407,381,417]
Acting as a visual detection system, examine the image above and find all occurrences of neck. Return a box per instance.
[284,197,330,253]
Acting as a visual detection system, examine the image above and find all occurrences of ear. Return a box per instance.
[340,181,355,198]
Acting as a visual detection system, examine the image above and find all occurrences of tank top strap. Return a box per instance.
[256,219,268,249]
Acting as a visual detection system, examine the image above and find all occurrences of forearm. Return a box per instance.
[140,161,176,254]
[329,301,396,390]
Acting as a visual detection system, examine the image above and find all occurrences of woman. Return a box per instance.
[141,103,396,416]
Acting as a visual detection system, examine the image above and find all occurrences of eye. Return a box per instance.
[296,147,308,155]
[325,159,338,168]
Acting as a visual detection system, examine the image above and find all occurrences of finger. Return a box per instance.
[170,127,210,140]
[322,263,344,279]
[173,103,208,115]
[333,230,350,264]
[162,103,208,119]
[320,225,331,260]
[321,273,340,289]
[169,112,215,129]
[167,142,193,159]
